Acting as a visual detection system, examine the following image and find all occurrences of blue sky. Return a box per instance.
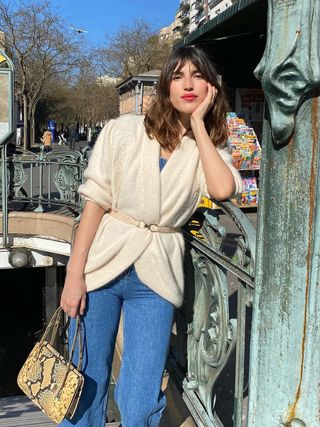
[53,0,179,45]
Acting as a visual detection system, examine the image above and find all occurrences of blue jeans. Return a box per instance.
[59,266,174,427]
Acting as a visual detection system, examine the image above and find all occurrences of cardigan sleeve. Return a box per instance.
[199,146,243,199]
[78,119,116,210]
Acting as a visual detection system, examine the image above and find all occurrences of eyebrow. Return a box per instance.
[172,69,201,76]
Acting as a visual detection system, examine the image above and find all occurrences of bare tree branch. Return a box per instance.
[96,19,172,78]
[0,0,81,148]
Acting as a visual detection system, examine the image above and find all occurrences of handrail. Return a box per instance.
[0,146,91,248]
[170,200,256,426]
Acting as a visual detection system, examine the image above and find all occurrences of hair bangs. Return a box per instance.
[167,49,212,86]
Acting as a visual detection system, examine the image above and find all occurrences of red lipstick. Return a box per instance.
[181,93,197,101]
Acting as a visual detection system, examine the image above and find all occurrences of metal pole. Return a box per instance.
[247,0,320,425]
[135,82,141,114]
[34,147,44,213]
[234,282,246,426]
[1,144,8,247]
[140,82,144,115]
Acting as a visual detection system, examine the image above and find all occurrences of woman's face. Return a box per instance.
[169,61,209,118]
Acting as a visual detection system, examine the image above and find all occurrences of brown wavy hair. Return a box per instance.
[144,45,229,151]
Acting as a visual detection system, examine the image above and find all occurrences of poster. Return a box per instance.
[0,73,9,143]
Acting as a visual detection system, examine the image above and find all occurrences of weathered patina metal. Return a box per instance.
[0,161,27,199]
[0,147,90,247]
[170,201,256,426]
[255,0,320,145]
[53,154,83,203]
[248,0,320,425]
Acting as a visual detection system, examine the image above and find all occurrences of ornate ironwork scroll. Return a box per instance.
[171,202,256,426]
[0,161,26,194]
[53,156,82,203]
[186,250,237,425]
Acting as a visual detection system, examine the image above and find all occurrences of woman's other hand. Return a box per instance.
[60,271,87,317]
[191,83,217,124]
[59,200,106,318]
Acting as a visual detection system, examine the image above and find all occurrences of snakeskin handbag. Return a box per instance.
[17,307,84,424]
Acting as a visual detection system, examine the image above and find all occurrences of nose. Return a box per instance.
[184,76,193,91]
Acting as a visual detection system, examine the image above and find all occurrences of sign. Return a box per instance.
[0,73,10,144]
[0,48,14,147]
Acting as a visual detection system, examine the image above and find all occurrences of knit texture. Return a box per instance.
[78,114,242,307]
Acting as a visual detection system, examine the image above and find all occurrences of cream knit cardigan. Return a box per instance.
[78,114,242,307]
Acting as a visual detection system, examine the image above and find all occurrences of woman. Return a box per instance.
[41,129,52,152]
[60,45,242,427]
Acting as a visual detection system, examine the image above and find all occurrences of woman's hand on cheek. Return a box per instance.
[191,83,217,124]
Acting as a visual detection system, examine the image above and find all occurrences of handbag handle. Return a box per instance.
[40,307,83,371]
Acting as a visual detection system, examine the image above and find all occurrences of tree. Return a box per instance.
[97,19,172,78]
[70,61,119,127]
[0,0,80,149]
[35,64,118,138]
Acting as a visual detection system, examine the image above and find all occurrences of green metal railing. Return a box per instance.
[0,146,91,248]
[169,201,256,426]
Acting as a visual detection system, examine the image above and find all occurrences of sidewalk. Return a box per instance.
[0,379,196,427]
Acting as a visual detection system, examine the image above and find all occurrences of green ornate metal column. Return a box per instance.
[248,0,320,425]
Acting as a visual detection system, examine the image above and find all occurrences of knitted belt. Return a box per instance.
[109,209,180,233]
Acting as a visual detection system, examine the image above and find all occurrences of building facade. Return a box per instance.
[178,0,239,35]
[159,9,182,42]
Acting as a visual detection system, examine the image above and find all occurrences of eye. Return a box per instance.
[194,73,203,79]
[172,74,181,80]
